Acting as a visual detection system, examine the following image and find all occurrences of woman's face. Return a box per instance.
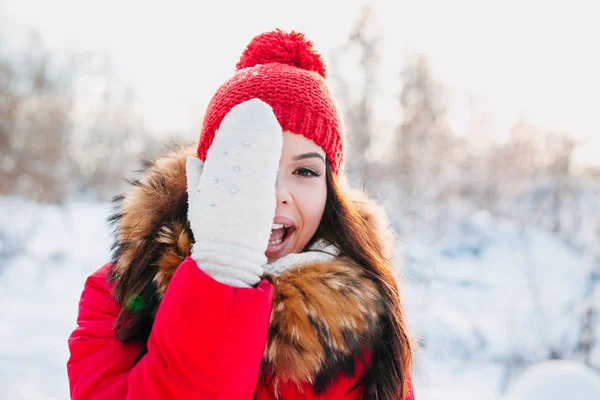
[266,131,327,263]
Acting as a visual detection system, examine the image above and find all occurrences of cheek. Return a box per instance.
[294,182,327,248]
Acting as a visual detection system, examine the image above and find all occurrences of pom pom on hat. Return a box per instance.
[235,29,327,78]
[199,29,345,174]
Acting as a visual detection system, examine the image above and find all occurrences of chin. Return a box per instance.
[266,248,291,264]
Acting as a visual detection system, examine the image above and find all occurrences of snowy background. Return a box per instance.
[1,195,599,399]
[2,1,600,399]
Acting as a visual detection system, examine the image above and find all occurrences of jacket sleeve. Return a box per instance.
[67,256,273,399]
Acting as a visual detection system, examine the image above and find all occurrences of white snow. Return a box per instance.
[0,197,112,400]
[1,196,599,399]
[505,360,600,400]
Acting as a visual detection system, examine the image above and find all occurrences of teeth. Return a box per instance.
[269,238,283,246]
[271,223,291,229]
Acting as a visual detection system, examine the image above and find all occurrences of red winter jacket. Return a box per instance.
[67,146,414,399]
[68,257,414,399]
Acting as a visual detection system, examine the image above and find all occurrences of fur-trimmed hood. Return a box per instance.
[108,144,398,393]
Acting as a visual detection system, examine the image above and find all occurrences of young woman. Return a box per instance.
[67,30,414,399]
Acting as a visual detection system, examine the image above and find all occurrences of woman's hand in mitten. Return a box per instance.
[186,99,282,287]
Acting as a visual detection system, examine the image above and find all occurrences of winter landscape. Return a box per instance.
[2,1,600,399]
[2,189,600,399]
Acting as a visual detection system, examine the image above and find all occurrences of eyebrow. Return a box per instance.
[292,152,326,163]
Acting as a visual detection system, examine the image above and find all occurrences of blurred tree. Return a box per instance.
[0,28,177,203]
[330,5,380,189]
[71,85,167,200]
[0,31,75,203]
[395,54,456,207]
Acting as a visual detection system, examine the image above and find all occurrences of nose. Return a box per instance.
[275,175,292,205]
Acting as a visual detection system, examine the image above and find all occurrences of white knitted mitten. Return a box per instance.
[186,99,283,287]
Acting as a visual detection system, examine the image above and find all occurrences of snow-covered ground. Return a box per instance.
[1,197,599,399]
[506,360,600,400]
[0,197,112,399]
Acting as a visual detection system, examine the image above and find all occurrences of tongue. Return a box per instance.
[269,228,285,242]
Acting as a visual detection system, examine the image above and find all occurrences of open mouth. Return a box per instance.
[268,223,293,246]
[266,218,296,258]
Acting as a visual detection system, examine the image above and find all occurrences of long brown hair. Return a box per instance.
[311,162,413,400]
[109,152,413,399]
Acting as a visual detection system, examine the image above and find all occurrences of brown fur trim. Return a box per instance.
[109,145,195,291]
[108,144,395,391]
[263,258,384,393]
[154,222,193,299]
[345,187,397,262]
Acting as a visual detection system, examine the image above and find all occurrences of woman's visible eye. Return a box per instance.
[293,167,322,178]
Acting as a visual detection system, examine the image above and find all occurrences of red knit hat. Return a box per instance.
[197,29,345,175]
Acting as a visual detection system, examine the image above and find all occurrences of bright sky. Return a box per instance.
[2,0,599,165]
